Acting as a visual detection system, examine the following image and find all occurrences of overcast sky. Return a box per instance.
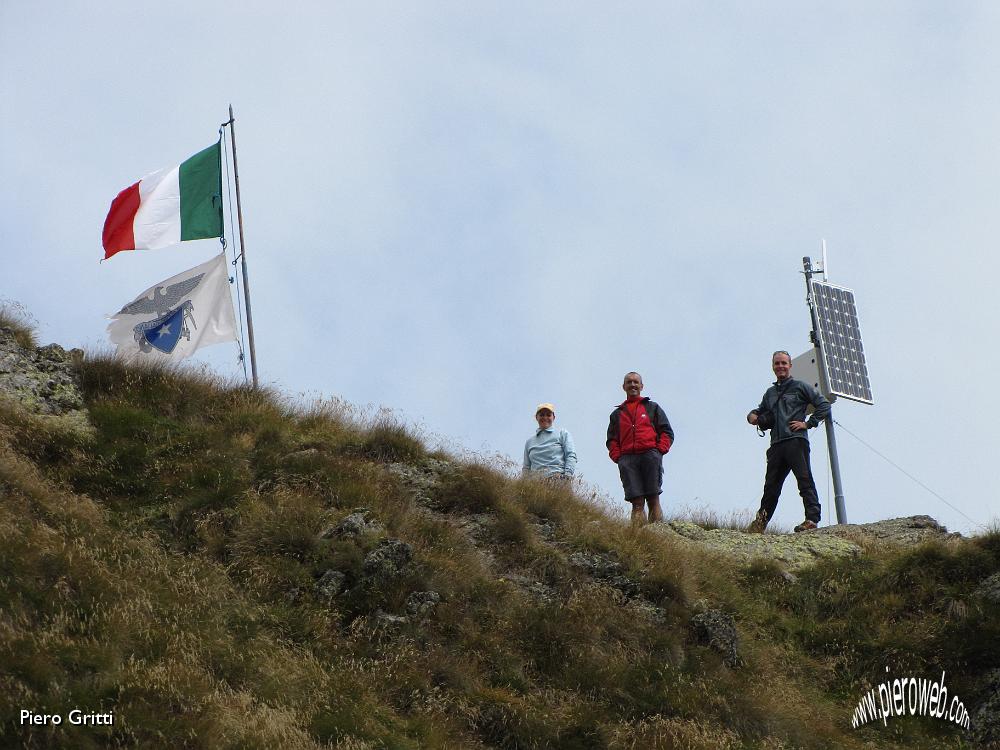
[3,2,997,535]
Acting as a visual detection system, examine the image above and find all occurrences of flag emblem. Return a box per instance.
[132,302,195,354]
[107,254,236,359]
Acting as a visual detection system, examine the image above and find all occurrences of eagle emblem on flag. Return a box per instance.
[106,254,237,361]
[117,274,205,354]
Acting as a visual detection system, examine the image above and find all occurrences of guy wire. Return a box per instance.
[832,418,981,530]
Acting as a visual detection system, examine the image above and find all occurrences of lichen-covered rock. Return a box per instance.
[656,520,861,572]
[532,519,557,540]
[568,551,623,578]
[315,570,347,602]
[690,609,741,668]
[974,573,1000,606]
[406,590,441,618]
[500,572,557,604]
[971,668,1000,747]
[814,515,963,545]
[568,551,642,597]
[0,326,89,433]
[653,516,962,573]
[363,539,413,580]
[386,458,457,506]
[374,610,408,628]
[321,508,384,538]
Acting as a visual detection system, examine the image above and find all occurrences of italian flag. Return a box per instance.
[102,142,223,260]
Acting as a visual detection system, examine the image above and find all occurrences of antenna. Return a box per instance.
[821,239,828,281]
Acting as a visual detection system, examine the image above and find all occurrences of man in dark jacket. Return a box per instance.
[747,351,831,533]
[607,372,674,524]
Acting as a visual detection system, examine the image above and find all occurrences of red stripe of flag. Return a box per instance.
[102,181,141,260]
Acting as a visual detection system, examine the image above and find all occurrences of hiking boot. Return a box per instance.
[793,519,818,533]
[747,509,769,534]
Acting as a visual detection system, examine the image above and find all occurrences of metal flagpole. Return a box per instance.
[224,104,259,387]
[802,256,847,523]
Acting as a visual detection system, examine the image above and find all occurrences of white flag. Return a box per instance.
[107,252,237,359]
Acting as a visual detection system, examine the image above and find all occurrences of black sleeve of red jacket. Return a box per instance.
[606,409,621,461]
[650,401,674,453]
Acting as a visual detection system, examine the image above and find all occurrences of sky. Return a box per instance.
[2,2,998,535]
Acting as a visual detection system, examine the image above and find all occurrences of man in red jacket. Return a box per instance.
[606,372,675,524]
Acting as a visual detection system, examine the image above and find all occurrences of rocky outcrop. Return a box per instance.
[971,668,1000,748]
[690,609,741,668]
[568,551,642,597]
[653,516,964,573]
[974,573,1000,606]
[315,570,347,602]
[406,591,441,619]
[814,515,963,545]
[318,507,385,539]
[655,520,862,572]
[314,506,419,609]
[0,325,89,432]
[363,539,414,581]
[385,459,457,505]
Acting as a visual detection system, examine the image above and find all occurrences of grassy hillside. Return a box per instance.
[1,349,998,748]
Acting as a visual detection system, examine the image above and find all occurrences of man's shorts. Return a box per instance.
[617,448,663,500]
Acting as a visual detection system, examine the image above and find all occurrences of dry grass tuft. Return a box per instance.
[0,298,37,349]
[351,409,426,463]
[669,502,755,531]
[607,715,743,750]
[430,462,503,513]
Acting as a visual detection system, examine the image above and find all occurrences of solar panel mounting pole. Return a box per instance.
[803,256,848,524]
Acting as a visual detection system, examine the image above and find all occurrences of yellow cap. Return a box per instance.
[535,402,556,415]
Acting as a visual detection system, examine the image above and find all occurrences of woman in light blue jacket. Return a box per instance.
[523,402,577,478]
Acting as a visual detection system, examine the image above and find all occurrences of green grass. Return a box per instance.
[0,348,995,748]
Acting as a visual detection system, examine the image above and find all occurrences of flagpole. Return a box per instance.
[224,104,259,388]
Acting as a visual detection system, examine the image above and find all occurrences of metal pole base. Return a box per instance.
[824,416,847,524]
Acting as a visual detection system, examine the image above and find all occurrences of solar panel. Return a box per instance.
[810,280,873,404]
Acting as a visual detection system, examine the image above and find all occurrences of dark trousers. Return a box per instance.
[760,438,821,523]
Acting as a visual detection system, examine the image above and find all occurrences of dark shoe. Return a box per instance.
[794,520,818,533]
[747,509,769,534]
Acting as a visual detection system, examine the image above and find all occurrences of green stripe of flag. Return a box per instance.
[178,141,223,242]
